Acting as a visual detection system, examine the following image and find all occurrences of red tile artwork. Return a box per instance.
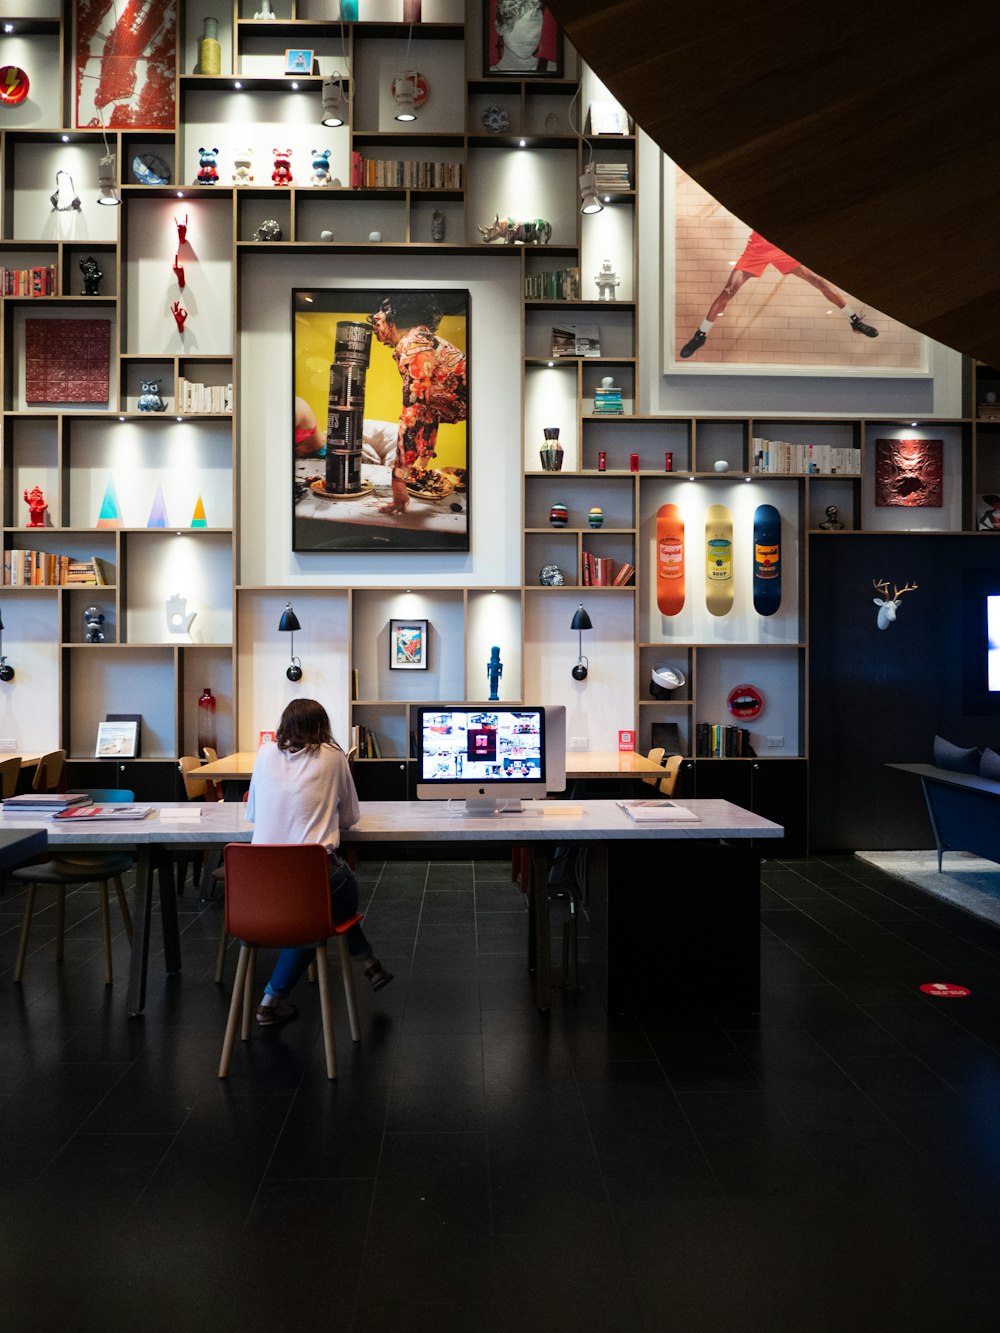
[874,438,944,507]
[75,0,177,130]
[25,320,111,404]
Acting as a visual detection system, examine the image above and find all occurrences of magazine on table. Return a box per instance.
[52,804,152,822]
[2,792,91,810]
[616,800,700,823]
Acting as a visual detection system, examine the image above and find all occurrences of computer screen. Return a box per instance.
[415,705,565,812]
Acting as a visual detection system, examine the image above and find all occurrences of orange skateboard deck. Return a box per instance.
[655,503,685,615]
[705,503,734,616]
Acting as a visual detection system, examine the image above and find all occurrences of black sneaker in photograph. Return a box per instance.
[850,313,878,338]
[679,329,707,358]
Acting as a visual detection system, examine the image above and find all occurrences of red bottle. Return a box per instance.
[197,687,217,757]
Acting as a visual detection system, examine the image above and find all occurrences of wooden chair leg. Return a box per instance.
[99,883,113,985]
[219,945,250,1078]
[240,947,256,1041]
[55,885,66,962]
[306,961,316,984]
[314,946,337,1080]
[114,876,133,941]
[13,884,36,983]
[214,916,228,985]
[337,935,361,1042]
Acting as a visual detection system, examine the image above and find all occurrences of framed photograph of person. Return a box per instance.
[292,287,470,553]
[284,48,315,75]
[484,0,563,78]
[389,619,428,671]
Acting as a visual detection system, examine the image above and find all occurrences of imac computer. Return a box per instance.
[415,705,566,814]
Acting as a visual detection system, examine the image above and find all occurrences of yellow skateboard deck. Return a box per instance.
[655,503,685,616]
[705,503,734,616]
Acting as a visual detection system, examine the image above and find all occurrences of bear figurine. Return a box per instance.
[231,147,253,185]
[271,148,293,186]
[83,606,106,644]
[309,149,332,186]
[138,380,166,412]
[196,146,219,185]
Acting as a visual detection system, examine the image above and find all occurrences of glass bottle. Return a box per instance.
[197,687,217,756]
[199,18,221,77]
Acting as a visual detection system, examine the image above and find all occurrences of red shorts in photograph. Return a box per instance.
[734,231,801,277]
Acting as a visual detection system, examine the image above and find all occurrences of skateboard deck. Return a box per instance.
[705,503,733,616]
[753,503,781,616]
[655,503,685,615]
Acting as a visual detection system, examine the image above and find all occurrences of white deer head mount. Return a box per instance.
[873,578,918,630]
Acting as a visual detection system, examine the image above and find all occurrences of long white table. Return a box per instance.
[0,798,782,1017]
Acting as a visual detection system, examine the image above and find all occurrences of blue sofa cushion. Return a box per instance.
[933,735,981,774]
[981,747,1000,782]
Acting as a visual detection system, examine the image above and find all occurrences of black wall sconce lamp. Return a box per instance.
[278,602,302,681]
[570,603,592,680]
[0,611,14,681]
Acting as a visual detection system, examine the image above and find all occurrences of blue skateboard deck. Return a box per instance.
[753,503,781,616]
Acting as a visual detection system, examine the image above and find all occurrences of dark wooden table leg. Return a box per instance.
[529,847,551,1011]
[157,847,182,974]
[126,846,154,1017]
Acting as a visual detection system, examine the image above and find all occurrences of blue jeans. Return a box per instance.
[264,858,372,999]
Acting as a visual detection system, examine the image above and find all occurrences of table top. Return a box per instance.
[0,798,781,845]
[198,749,668,782]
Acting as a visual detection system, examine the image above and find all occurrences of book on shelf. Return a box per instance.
[354,723,382,759]
[524,267,580,301]
[176,377,233,414]
[350,152,462,190]
[581,552,620,587]
[593,163,631,190]
[2,265,58,296]
[695,723,757,758]
[593,383,624,415]
[550,323,601,357]
[750,436,861,475]
[611,561,635,587]
[3,552,106,587]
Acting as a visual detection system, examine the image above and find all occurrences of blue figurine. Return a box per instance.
[487,645,503,701]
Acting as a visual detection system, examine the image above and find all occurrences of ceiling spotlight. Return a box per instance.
[579,165,603,215]
[97,153,121,206]
[321,75,346,127]
[393,69,418,121]
[570,604,592,681]
[278,602,303,681]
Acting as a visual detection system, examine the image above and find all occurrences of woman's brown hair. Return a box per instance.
[275,698,341,753]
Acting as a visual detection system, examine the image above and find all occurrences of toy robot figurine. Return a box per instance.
[594,258,620,301]
[486,645,503,701]
[83,606,106,643]
[79,255,103,295]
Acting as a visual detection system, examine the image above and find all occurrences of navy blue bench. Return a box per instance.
[888,763,1000,871]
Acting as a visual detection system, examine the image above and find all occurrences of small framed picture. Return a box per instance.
[484,0,562,78]
[284,48,314,75]
[389,619,428,671]
[96,719,139,759]
[106,713,142,758]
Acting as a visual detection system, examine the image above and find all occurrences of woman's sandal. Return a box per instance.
[364,961,394,992]
[256,999,298,1026]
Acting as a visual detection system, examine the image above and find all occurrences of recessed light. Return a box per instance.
[291,81,299,90]
[61,135,69,143]
[234,81,242,89]
[519,139,526,147]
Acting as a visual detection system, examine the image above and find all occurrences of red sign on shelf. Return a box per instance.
[618,730,636,752]
[919,982,971,998]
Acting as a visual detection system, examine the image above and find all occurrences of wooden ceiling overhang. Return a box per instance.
[547,0,1000,365]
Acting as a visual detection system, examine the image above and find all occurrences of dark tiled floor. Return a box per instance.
[4,854,1000,1330]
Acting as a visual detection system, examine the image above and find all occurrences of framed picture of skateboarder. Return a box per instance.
[292,287,470,554]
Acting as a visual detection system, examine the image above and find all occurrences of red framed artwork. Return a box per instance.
[75,0,177,130]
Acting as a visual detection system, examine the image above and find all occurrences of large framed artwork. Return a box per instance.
[665,165,926,375]
[484,1,562,78]
[75,0,177,130]
[293,288,469,553]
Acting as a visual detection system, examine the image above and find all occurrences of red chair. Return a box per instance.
[218,843,362,1080]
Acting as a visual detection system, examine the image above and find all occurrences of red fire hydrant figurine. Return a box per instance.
[24,485,47,527]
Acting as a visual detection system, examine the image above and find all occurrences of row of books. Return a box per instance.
[352,723,383,759]
[581,553,634,587]
[176,377,233,414]
[3,552,107,587]
[593,383,624,415]
[751,437,861,475]
[2,265,58,297]
[695,723,757,758]
[349,153,462,190]
[524,267,580,301]
[593,163,631,191]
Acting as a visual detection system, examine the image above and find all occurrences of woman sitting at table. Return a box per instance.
[247,697,392,1025]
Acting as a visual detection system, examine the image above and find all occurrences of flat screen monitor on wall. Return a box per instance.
[415,705,566,813]
[962,571,1000,714]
